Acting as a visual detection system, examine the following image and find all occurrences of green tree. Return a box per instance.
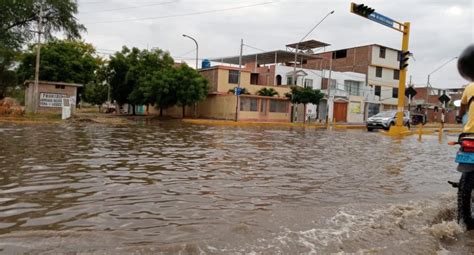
[286,86,324,123]
[83,63,109,111]
[83,82,108,112]
[17,39,100,85]
[0,47,17,99]
[1,0,84,100]
[174,64,209,118]
[108,47,174,115]
[129,48,174,114]
[256,87,279,97]
[0,0,84,50]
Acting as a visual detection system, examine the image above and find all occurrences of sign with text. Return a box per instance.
[368,12,395,28]
[39,93,67,108]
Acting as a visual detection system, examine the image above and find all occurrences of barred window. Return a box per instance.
[228,70,239,84]
[269,100,288,113]
[240,97,258,112]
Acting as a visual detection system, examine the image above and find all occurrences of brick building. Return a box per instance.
[304,44,402,118]
[412,86,465,124]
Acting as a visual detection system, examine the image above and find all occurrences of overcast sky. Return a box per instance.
[76,0,473,88]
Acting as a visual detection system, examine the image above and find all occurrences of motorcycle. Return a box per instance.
[450,133,474,229]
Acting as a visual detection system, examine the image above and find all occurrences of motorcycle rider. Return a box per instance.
[458,44,474,132]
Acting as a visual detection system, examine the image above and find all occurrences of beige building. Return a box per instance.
[25,80,81,113]
[197,65,292,122]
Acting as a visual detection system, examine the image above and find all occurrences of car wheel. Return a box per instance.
[367,127,374,132]
[384,122,393,131]
[405,122,410,129]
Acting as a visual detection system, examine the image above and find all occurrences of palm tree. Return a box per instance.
[256,88,279,97]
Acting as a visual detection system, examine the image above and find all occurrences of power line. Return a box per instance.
[80,0,176,14]
[84,2,275,24]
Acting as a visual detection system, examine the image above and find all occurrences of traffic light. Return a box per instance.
[351,3,375,17]
[399,51,410,70]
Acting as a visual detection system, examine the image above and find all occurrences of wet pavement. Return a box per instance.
[0,121,472,254]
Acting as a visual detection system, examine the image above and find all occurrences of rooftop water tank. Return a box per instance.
[201,59,211,69]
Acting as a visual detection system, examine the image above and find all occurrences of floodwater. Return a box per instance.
[0,121,473,254]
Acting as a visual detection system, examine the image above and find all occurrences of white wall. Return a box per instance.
[275,65,323,88]
[371,45,400,70]
[367,66,399,87]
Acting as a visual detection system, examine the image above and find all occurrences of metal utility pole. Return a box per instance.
[426,57,458,105]
[235,39,243,121]
[33,1,43,113]
[182,34,199,69]
[292,10,335,87]
[327,57,334,125]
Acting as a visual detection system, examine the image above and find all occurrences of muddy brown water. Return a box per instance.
[0,121,473,254]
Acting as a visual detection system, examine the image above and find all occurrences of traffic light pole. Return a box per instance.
[350,2,411,136]
[389,22,411,135]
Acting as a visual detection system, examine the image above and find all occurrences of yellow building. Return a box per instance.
[198,65,292,122]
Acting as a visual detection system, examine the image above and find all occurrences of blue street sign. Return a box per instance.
[368,12,395,28]
[234,87,242,95]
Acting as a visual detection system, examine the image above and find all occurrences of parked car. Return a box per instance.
[366,110,410,131]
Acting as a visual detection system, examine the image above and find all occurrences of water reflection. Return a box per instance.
[0,122,461,253]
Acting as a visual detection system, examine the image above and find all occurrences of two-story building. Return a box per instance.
[305,44,403,118]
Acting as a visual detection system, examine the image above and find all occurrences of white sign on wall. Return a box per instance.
[39,93,67,108]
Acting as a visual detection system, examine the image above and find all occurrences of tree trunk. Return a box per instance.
[98,105,101,113]
[159,107,163,117]
[132,104,136,115]
[303,104,307,124]
[182,105,185,119]
[146,105,149,115]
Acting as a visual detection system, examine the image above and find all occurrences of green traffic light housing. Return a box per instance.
[399,51,410,70]
[351,3,375,18]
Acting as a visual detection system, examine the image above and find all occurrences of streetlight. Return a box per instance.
[182,34,199,69]
[426,56,458,104]
[293,10,335,86]
[291,10,334,122]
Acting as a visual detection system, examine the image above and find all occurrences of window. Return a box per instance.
[329,79,337,89]
[276,75,282,85]
[379,47,386,58]
[376,67,383,78]
[393,70,400,80]
[304,79,313,88]
[332,49,347,59]
[344,80,361,96]
[228,70,239,84]
[261,99,267,112]
[250,73,258,85]
[374,86,381,97]
[55,85,65,89]
[286,76,293,85]
[392,87,399,98]
[269,100,288,113]
[240,97,258,112]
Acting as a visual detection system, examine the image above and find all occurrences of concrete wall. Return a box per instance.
[25,82,78,113]
[275,65,323,88]
[215,68,291,97]
[370,45,400,70]
[196,94,237,121]
[239,95,291,122]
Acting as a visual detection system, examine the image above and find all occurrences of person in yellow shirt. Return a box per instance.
[458,44,474,133]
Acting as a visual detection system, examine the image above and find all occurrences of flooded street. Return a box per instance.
[0,121,472,254]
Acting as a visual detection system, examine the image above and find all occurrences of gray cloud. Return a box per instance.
[77,0,474,88]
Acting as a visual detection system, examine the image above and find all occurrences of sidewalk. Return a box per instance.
[182,119,366,129]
